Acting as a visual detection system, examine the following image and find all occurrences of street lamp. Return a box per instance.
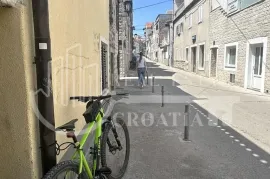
[124,0,132,14]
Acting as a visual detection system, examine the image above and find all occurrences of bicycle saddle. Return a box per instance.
[56,119,78,131]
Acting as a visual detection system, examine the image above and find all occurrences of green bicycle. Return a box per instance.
[43,93,130,179]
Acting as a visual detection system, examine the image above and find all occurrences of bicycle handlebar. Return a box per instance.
[70,93,129,102]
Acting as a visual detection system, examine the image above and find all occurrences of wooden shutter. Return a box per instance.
[101,43,108,90]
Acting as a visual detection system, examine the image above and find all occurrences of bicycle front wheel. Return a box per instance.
[42,160,87,179]
[101,118,130,179]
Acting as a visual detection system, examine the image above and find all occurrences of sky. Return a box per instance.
[133,0,173,36]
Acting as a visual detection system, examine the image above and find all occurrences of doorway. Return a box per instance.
[247,44,264,90]
[191,46,197,72]
[210,48,217,77]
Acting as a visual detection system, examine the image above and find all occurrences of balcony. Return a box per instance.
[174,2,185,18]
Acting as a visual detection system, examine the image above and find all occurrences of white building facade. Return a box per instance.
[173,0,210,77]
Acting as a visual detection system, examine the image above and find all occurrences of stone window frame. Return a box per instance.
[224,42,238,71]
[198,42,206,70]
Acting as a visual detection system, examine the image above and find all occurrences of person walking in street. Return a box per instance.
[136,51,147,88]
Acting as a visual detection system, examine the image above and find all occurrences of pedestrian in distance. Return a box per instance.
[136,51,147,89]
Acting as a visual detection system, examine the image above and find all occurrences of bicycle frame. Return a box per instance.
[71,108,104,179]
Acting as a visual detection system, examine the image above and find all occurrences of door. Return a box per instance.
[211,48,217,77]
[250,45,263,90]
[191,47,197,72]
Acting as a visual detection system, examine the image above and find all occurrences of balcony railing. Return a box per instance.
[174,2,185,18]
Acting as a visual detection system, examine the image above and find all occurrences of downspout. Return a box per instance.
[117,0,120,78]
[32,0,56,175]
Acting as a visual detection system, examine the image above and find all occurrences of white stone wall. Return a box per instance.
[209,0,270,92]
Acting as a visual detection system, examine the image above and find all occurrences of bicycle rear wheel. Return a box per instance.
[101,118,130,179]
[42,160,87,179]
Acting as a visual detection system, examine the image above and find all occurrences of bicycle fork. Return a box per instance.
[107,117,123,152]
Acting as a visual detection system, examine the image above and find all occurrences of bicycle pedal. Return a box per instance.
[96,167,112,175]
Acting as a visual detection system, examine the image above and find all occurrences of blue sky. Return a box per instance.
[133,0,173,36]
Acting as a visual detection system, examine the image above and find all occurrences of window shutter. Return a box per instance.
[101,43,108,90]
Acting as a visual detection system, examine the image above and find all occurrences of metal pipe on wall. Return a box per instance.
[32,0,56,174]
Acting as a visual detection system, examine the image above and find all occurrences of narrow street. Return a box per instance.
[112,61,270,179]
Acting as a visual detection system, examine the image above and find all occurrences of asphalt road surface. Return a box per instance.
[111,61,270,179]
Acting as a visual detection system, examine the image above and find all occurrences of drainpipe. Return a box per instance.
[32,0,56,175]
[117,0,120,78]
[172,1,175,67]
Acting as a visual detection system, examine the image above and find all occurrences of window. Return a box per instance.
[224,43,238,69]
[176,25,180,36]
[116,3,119,31]
[186,48,189,62]
[180,23,184,34]
[227,0,261,13]
[228,48,236,65]
[156,24,159,30]
[119,40,122,50]
[241,0,260,9]
[109,0,113,24]
[199,44,205,69]
[198,5,203,23]
[189,14,192,28]
[254,46,263,75]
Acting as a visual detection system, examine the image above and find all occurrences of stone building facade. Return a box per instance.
[109,0,120,88]
[209,0,270,93]
[144,22,153,58]
[119,0,133,78]
[152,13,173,62]
[133,35,145,54]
